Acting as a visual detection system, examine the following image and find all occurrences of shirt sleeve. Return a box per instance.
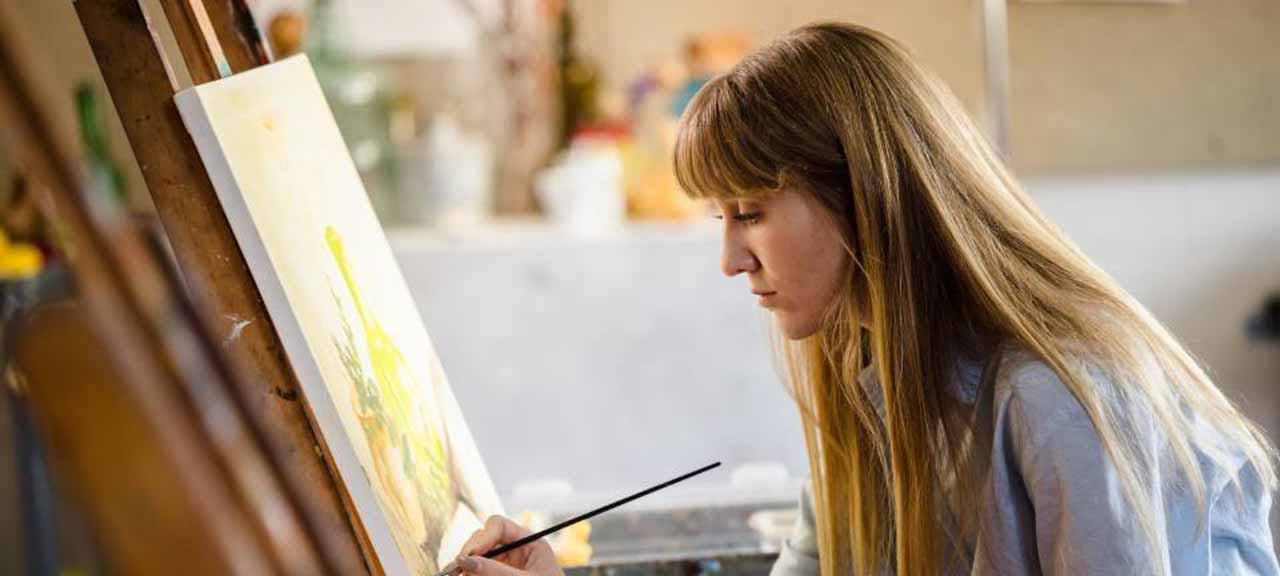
[1207,459,1280,575]
[1003,371,1169,576]
[771,481,822,576]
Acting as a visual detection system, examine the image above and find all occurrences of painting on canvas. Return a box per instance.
[175,55,502,575]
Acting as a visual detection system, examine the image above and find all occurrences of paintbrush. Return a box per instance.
[434,461,722,576]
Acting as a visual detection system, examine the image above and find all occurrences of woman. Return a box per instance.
[454,23,1279,575]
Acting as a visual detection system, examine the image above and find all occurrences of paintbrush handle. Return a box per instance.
[484,461,722,559]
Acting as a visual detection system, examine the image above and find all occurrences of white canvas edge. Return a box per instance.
[173,84,410,576]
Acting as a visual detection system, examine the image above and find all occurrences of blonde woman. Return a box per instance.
[454,23,1278,576]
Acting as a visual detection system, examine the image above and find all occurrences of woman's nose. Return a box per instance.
[721,238,758,277]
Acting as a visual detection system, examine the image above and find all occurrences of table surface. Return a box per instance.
[560,501,794,574]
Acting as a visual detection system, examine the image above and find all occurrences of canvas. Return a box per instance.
[176,55,502,576]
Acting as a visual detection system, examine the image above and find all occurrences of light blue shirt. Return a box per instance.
[771,347,1279,575]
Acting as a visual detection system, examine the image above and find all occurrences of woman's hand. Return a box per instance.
[453,515,565,576]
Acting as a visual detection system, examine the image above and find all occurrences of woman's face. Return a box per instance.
[713,189,849,339]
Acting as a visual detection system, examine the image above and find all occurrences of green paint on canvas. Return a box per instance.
[326,226,461,574]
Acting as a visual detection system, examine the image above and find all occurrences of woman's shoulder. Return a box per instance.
[984,344,1159,460]
[985,344,1252,485]
[987,347,1098,432]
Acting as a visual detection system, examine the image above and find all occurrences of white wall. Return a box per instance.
[391,223,806,513]
[1031,169,1280,452]
[391,169,1280,521]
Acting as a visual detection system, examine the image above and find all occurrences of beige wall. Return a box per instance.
[1008,0,1280,173]
[12,1,1279,191]
[573,0,990,128]
[574,0,1280,175]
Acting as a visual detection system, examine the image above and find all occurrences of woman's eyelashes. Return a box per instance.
[711,201,762,226]
[711,212,761,225]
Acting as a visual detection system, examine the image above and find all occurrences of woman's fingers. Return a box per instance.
[457,555,525,576]
[455,515,564,576]
[460,515,535,557]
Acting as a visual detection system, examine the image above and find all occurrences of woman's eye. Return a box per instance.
[734,212,762,225]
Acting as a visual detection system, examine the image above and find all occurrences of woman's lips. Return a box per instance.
[754,291,778,308]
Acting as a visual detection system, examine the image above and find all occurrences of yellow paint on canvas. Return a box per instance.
[327,227,474,574]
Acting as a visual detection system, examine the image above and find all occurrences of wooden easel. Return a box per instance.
[1,0,373,573]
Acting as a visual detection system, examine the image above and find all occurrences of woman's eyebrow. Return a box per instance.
[715,200,740,212]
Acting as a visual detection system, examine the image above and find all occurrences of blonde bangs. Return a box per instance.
[673,75,785,201]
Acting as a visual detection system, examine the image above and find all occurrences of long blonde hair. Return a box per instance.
[674,23,1275,576]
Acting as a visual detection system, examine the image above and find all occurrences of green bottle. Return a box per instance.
[557,4,600,149]
[75,82,127,219]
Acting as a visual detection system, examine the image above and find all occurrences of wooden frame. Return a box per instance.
[70,0,375,571]
[1,0,374,572]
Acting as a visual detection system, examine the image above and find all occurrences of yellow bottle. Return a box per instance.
[0,229,43,280]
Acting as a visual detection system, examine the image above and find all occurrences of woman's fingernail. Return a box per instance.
[458,557,479,572]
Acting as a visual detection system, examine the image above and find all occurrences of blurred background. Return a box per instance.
[2,0,1278,571]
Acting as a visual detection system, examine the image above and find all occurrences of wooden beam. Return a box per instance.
[72,1,371,572]
[0,5,346,571]
[211,0,273,72]
[164,0,235,80]
[0,28,263,576]
[14,304,256,575]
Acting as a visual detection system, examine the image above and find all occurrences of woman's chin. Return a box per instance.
[777,313,821,340]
